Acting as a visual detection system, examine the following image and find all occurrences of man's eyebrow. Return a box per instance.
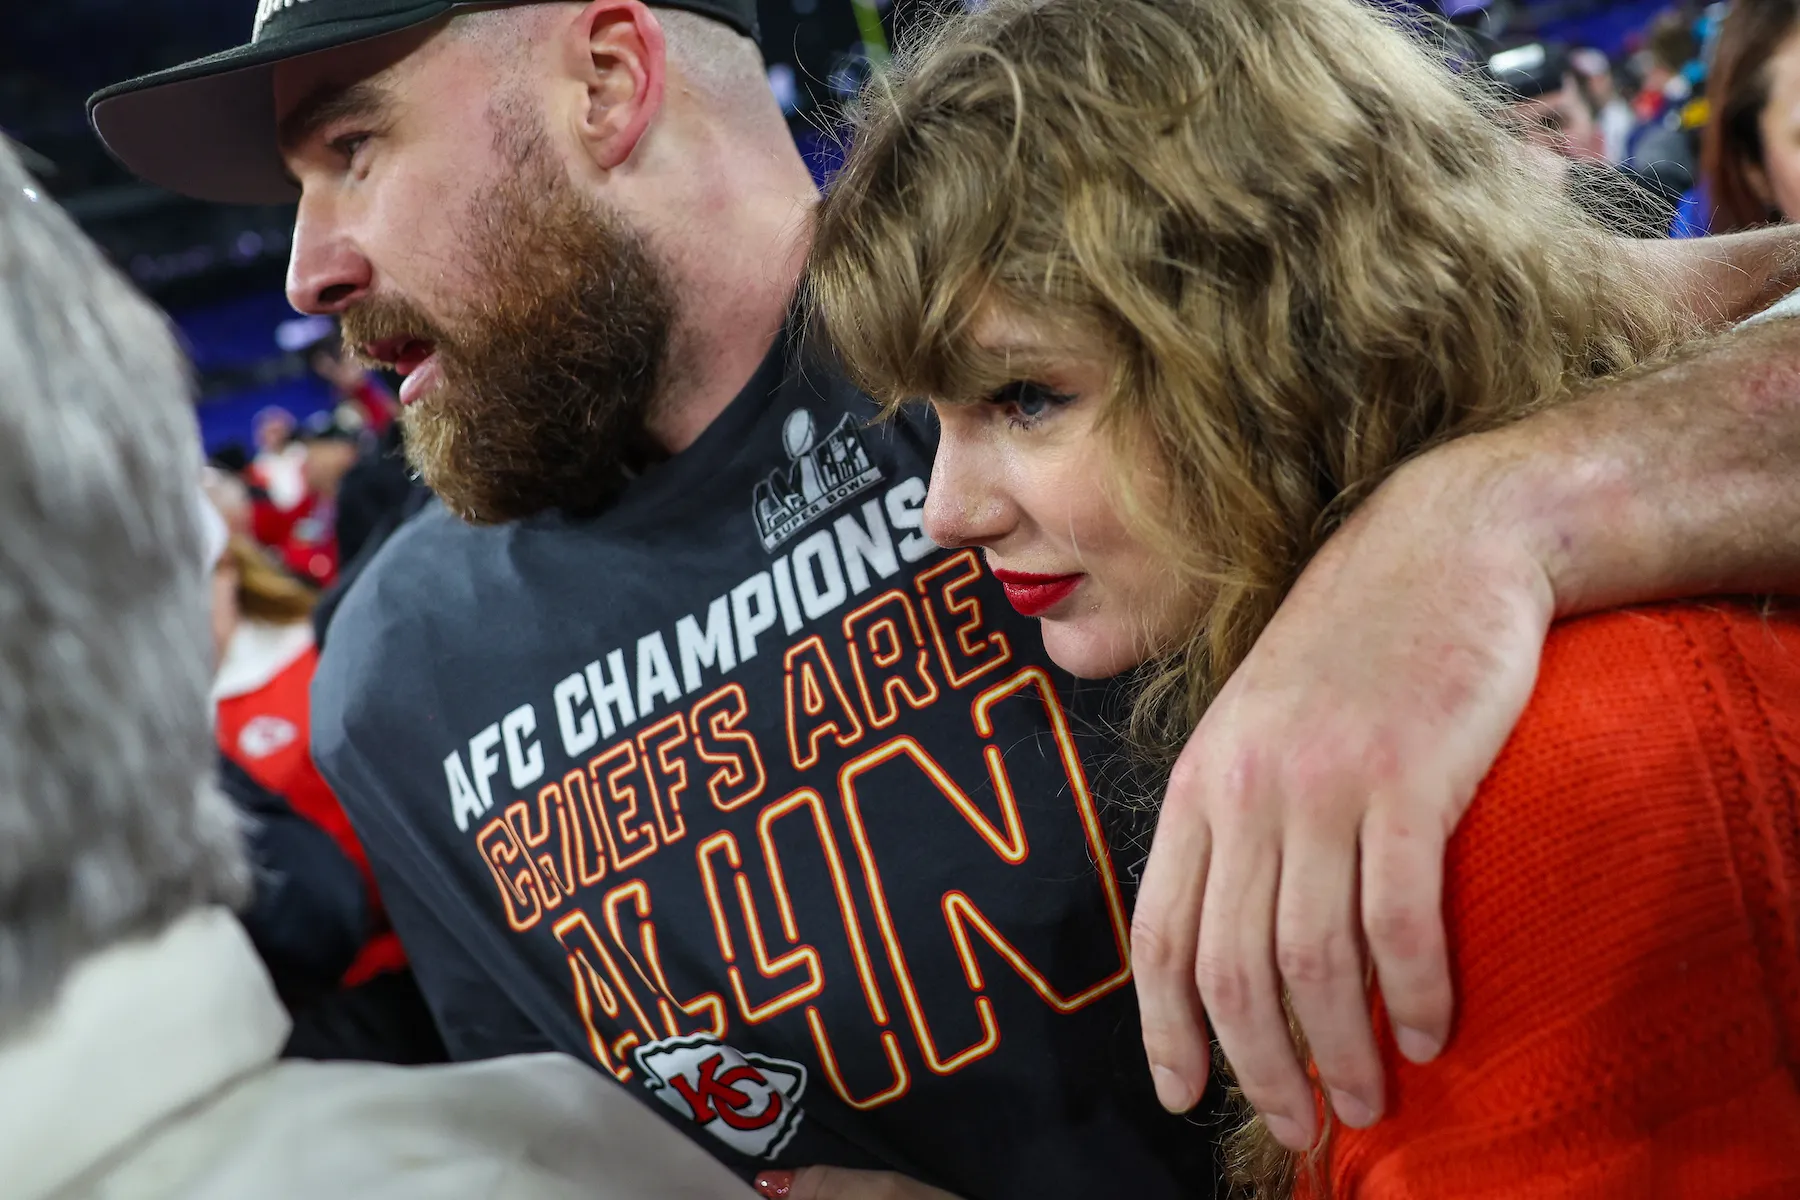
[276,80,394,156]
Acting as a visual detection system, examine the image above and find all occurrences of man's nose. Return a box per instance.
[922,422,1012,550]
[285,195,372,315]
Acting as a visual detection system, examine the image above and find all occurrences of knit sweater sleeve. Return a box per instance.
[1322,601,1800,1200]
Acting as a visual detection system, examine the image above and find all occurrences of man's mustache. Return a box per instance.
[339,296,453,368]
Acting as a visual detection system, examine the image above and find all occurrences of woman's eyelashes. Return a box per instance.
[985,380,1078,429]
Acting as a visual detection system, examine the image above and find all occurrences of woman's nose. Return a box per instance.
[922,412,1013,550]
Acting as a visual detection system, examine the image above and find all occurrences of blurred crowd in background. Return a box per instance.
[1459,0,1800,238]
[10,0,1793,467]
[6,0,1800,1068]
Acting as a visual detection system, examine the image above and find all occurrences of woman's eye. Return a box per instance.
[986,380,1076,424]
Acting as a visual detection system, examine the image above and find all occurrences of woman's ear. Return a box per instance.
[1745,157,1777,213]
[565,0,667,171]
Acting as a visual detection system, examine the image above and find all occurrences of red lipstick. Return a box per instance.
[990,567,1083,618]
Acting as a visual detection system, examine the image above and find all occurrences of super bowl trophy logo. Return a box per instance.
[751,408,884,552]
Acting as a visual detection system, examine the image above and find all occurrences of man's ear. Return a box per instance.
[565,0,666,171]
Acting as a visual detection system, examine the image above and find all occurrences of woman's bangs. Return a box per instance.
[816,126,1029,409]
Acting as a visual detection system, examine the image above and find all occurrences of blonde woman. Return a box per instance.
[212,535,409,994]
[805,0,1800,1194]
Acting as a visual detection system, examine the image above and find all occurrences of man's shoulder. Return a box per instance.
[311,503,495,756]
[320,504,490,675]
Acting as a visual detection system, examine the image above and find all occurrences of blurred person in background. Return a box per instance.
[248,404,314,555]
[1496,43,1609,161]
[302,325,418,590]
[313,335,398,434]
[260,349,429,648]
[249,403,309,512]
[311,332,431,581]
[212,685,371,1036]
[1704,0,1800,229]
[1488,41,1682,233]
[202,462,255,543]
[1620,11,1703,198]
[211,533,441,1064]
[0,132,753,1200]
[212,533,354,887]
[1635,9,1702,123]
[265,406,365,587]
[1570,46,1637,164]
[209,441,253,476]
[312,415,432,646]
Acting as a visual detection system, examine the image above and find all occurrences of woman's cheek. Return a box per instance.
[1772,146,1800,222]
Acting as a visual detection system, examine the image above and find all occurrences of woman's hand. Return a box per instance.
[755,1167,963,1200]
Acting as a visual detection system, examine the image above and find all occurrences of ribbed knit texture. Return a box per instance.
[1319,601,1800,1198]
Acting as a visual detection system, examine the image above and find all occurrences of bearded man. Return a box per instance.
[93,3,1800,1198]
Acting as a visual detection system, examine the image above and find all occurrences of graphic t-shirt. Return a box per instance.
[312,324,1221,1199]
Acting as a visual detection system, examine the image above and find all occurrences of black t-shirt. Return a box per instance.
[313,324,1224,1199]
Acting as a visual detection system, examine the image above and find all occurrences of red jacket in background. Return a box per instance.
[215,620,405,986]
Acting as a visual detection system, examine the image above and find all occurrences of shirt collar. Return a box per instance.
[213,618,315,702]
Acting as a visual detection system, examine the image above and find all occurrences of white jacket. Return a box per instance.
[0,909,751,1200]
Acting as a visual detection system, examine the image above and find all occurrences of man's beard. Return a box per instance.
[341,147,675,525]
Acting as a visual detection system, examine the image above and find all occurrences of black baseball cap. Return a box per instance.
[1484,42,1573,102]
[299,403,368,442]
[88,0,761,206]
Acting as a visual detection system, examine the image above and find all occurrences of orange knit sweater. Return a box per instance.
[1319,601,1800,1198]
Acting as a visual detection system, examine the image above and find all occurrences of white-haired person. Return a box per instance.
[0,139,751,1200]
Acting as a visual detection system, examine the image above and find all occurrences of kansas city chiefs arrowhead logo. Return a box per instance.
[634,1034,807,1160]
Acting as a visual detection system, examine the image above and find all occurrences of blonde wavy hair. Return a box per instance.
[810,0,1693,1191]
[226,535,317,624]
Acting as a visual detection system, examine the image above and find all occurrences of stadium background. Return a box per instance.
[0,0,1711,454]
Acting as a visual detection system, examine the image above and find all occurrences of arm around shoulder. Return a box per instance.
[1401,312,1800,619]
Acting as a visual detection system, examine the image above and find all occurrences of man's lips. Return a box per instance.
[362,337,439,405]
[990,567,1083,618]
[396,352,441,407]
[362,336,429,369]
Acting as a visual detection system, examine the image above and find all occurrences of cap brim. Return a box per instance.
[88,3,455,206]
